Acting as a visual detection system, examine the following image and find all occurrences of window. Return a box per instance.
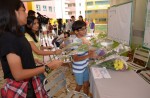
[65,12,68,15]
[87,2,93,6]
[68,4,72,7]
[36,5,41,11]
[68,12,72,15]
[43,5,47,11]
[73,3,75,6]
[95,10,107,14]
[99,18,107,22]
[53,7,55,12]
[49,6,52,12]
[95,1,109,5]
[86,11,92,14]
[65,4,68,7]
[68,3,75,7]
[79,3,81,6]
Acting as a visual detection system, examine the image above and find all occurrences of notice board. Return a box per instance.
[108,2,132,45]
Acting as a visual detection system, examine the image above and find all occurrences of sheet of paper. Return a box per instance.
[100,67,111,78]
[91,67,111,79]
[91,67,103,79]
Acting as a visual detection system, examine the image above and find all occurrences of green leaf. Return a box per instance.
[96,59,115,70]
[77,44,89,52]
[92,43,102,48]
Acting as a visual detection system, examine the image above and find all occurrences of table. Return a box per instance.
[90,67,150,98]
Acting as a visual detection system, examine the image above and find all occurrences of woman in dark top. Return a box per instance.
[78,15,84,21]
[53,22,57,35]
[57,18,64,35]
[0,0,63,98]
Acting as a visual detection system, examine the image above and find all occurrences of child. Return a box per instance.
[71,20,97,95]
[60,32,71,48]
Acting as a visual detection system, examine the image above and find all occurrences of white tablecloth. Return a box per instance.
[90,67,150,98]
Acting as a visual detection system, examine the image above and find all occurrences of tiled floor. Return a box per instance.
[49,66,78,97]
[45,65,91,98]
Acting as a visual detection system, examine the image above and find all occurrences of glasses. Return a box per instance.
[78,27,87,31]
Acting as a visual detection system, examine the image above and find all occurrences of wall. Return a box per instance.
[133,0,147,31]
[32,1,56,18]
[85,0,110,24]
[75,0,85,19]
[132,0,147,48]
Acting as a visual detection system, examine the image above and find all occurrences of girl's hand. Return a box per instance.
[55,49,62,55]
[47,46,53,49]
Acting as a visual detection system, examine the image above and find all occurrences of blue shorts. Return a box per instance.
[74,67,89,85]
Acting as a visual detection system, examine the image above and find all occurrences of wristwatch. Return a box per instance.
[44,65,51,74]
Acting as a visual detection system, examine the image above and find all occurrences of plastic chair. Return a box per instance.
[127,48,150,72]
[43,68,89,98]
[138,70,150,84]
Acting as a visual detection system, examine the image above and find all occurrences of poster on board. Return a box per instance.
[108,2,132,45]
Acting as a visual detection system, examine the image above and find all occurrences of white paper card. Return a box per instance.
[91,67,111,79]
[100,67,111,78]
[92,67,103,79]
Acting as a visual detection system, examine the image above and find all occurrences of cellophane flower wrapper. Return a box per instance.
[96,58,129,71]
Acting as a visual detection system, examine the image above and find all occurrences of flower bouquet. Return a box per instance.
[96,58,129,71]
[97,32,107,39]
[58,55,72,63]
[64,44,89,55]
[62,43,80,51]
[90,32,107,42]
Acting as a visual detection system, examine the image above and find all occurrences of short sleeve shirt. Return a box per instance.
[0,32,36,79]
[71,37,89,73]
[25,33,43,61]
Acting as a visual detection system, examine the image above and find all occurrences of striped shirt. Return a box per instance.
[72,51,89,73]
[72,37,89,73]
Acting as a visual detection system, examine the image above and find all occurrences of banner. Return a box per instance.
[108,2,132,45]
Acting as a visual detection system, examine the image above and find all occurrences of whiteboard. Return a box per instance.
[108,2,132,45]
[143,0,150,49]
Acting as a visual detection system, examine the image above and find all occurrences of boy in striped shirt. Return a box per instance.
[72,20,97,95]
